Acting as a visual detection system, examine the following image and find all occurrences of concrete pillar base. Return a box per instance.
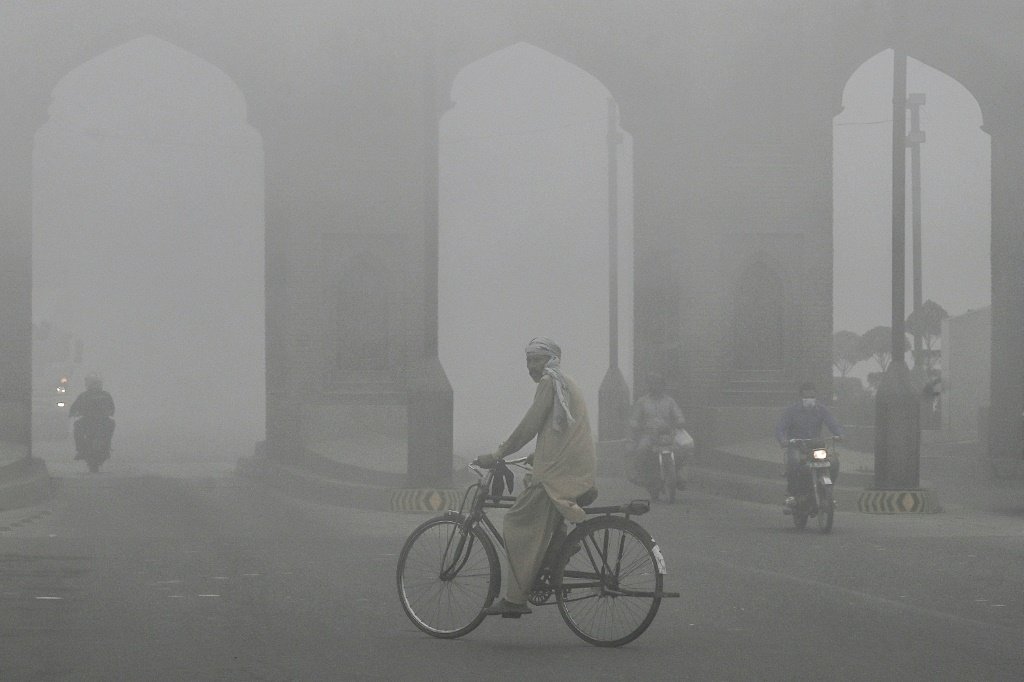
[598,367,631,442]
[857,488,941,514]
[405,356,454,488]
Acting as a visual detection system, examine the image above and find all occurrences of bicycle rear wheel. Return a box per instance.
[554,516,663,647]
[396,516,499,638]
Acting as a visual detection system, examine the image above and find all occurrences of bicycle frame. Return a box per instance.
[436,458,523,580]
[439,457,676,600]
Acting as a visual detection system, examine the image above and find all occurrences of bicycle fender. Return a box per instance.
[651,542,668,574]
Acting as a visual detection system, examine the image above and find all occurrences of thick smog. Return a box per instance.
[0,2,1021,680]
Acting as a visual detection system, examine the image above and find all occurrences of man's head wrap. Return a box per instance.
[525,337,574,431]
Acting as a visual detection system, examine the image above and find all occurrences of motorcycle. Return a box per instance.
[785,437,838,533]
[636,431,688,504]
[73,416,113,473]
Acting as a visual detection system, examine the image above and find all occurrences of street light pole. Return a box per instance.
[598,97,630,442]
[873,45,922,491]
[907,93,926,372]
[891,49,908,356]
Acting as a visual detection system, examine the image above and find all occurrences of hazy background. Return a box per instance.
[440,43,633,457]
[32,36,265,461]
[834,50,990,337]
[26,30,992,460]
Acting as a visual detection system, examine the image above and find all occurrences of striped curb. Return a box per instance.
[389,489,462,513]
[857,489,941,514]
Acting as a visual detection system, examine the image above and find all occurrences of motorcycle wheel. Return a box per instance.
[659,453,676,504]
[816,481,834,533]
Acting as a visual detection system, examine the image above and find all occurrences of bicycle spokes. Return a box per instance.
[397,518,499,638]
[555,518,663,647]
[439,527,475,581]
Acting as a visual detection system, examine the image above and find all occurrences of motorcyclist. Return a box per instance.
[628,372,690,493]
[775,382,842,510]
[69,374,115,464]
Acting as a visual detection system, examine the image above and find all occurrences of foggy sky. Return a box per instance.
[24,5,997,461]
[834,50,990,336]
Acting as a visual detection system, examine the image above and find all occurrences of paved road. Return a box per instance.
[1,462,1021,681]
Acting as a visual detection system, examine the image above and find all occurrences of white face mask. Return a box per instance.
[802,398,817,409]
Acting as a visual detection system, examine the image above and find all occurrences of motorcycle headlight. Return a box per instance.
[812,449,828,460]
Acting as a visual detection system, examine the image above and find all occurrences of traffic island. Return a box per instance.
[857,488,941,513]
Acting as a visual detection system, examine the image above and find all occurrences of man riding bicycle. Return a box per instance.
[473,337,596,618]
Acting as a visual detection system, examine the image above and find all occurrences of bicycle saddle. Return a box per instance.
[576,487,599,507]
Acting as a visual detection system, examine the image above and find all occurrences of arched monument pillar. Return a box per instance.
[404,12,453,487]
[0,119,37,461]
[262,185,302,462]
[986,93,1024,465]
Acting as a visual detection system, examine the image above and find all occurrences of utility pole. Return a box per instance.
[891,49,908,358]
[907,93,926,374]
[598,97,631,442]
[873,44,922,491]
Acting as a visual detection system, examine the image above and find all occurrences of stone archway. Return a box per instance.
[438,42,634,456]
[32,36,265,463]
[833,49,991,434]
[834,50,990,340]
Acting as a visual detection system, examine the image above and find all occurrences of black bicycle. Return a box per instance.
[396,456,678,647]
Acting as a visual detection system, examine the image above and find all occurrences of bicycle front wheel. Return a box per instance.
[554,517,664,647]
[396,516,500,638]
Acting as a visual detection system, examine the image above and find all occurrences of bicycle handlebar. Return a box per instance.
[467,454,531,477]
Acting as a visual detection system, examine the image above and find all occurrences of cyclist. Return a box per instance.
[474,337,596,617]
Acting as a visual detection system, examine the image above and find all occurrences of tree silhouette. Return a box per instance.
[857,325,910,374]
[832,330,867,378]
[906,300,949,371]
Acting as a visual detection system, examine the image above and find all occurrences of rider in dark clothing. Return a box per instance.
[69,375,115,458]
[775,382,842,507]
